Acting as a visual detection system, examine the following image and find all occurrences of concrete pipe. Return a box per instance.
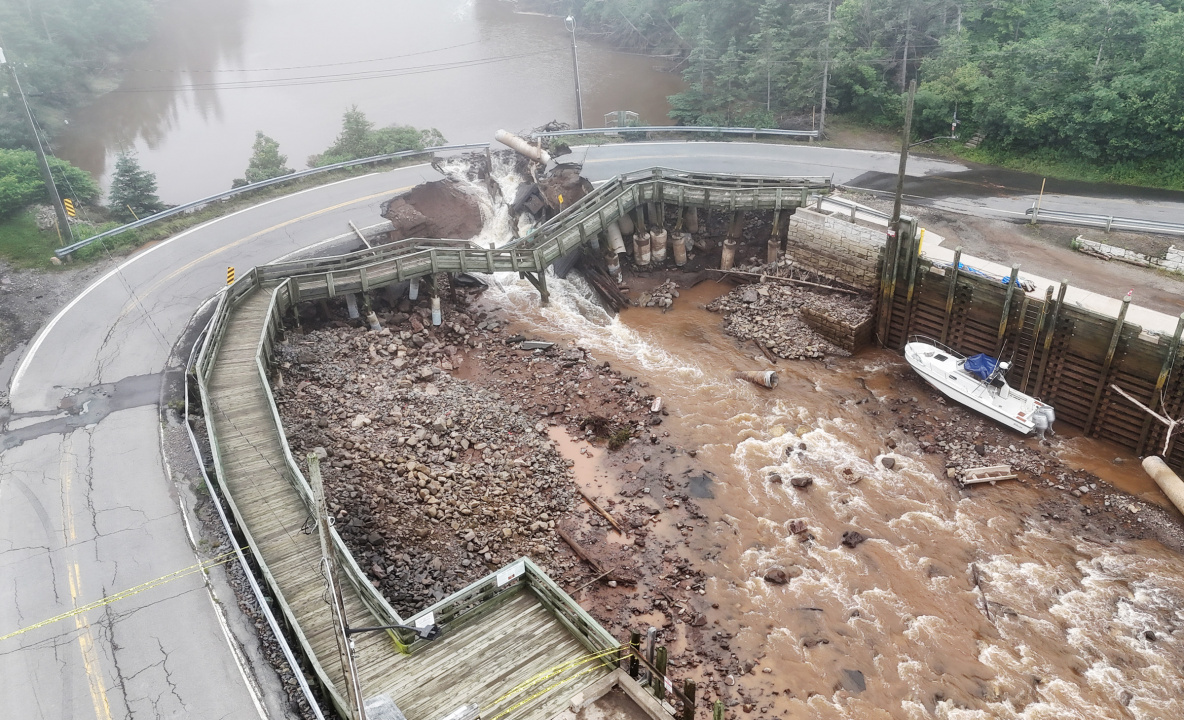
[721,238,738,271]
[431,296,442,326]
[684,207,699,234]
[634,232,652,266]
[1142,456,1184,517]
[651,228,668,264]
[366,311,382,331]
[672,232,689,266]
[606,221,627,255]
[735,370,779,389]
[606,252,622,279]
[409,278,420,301]
[767,236,781,265]
[495,130,552,164]
[618,212,635,237]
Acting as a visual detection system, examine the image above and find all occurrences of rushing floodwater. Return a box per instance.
[56,0,683,203]
[451,157,1184,719]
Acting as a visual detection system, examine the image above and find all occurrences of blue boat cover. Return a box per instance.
[964,353,998,381]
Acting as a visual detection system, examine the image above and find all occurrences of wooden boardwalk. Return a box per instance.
[206,288,611,720]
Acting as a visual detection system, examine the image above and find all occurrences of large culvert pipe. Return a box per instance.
[495,130,552,165]
[1142,456,1184,517]
[651,228,668,264]
[606,221,627,255]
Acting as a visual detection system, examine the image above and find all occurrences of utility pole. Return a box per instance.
[565,15,584,129]
[819,0,832,138]
[891,79,917,230]
[0,47,73,245]
[308,454,367,720]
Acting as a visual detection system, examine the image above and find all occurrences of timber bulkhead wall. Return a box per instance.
[875,232,1184,471]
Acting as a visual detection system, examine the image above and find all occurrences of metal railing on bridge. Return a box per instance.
[1026,205,1184,236]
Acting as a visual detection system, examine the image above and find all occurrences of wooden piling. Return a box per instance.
[877,226,904,347]
[1022,286,1054,393]
[1085,292,1131,433]
[996,264,1020,355]
[900,227,925,346]
[1032,280,1068,398]
[1138,312,1184,454]
[629,631,641,679]
[713,700,725,720]
[939,247,962,344]
[683,680,696,720]
[654,646,668,700]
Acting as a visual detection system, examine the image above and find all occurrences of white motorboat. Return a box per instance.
[904,337,1055,435]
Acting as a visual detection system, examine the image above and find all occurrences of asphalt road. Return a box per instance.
[2,142,1182,720]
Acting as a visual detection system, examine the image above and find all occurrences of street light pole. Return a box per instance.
[0,47,73,245]
[564,15,584,129]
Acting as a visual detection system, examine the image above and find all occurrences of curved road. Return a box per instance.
[2,142,1182,719]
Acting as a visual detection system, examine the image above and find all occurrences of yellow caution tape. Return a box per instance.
[0,548,244,642]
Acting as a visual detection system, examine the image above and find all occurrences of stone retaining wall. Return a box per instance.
[800,305,875,353]
[1075,236,1184,274]
[785,209,882,288]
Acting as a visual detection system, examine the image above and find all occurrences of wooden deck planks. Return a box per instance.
[207,287,612,720]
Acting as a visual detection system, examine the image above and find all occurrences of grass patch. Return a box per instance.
[1,155,432,269]
[919,141,1184,192]
[0,211,73,269]
[580,414,634,450]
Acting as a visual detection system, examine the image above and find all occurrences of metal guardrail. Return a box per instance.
[1026,205,1184,236]
[57,142,491,259]
[530,125,820,140]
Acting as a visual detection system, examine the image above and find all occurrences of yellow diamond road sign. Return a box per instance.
[63,198,76,218]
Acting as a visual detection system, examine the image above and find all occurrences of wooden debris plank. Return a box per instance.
[962,465,1018,485]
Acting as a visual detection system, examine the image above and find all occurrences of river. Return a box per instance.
[56,0,683,204]
[447,156,1184,719]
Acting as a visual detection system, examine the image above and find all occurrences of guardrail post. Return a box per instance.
[1106,216,1114,232]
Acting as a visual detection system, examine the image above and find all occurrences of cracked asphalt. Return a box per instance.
[3,143,1182,719]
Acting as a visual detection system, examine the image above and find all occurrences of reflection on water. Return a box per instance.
[57,0,683,203]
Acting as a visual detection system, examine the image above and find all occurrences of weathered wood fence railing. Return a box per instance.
[193,168,829,717]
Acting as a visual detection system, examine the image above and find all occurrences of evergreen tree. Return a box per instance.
[236,131,294,187]
[108,152,164,222]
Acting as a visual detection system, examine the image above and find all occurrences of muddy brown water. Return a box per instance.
[487,275,1184,719]
[55,0,683,203]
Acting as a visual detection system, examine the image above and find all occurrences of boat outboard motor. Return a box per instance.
[1032,406,1056,440]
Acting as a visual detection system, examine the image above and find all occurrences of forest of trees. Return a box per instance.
[563,0,1184,181]
[0,0,157,149]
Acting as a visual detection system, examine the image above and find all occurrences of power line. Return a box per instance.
[79,48,566,94]
[92,39,488,74]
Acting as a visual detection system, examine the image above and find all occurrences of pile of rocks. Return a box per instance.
[274,316,578,613]
[639,280,679,310]
[707,281,853,360]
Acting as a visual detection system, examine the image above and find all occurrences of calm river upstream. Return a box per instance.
[57,0,682,203]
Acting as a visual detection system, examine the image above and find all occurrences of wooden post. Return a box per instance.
[900,223,924,347]
[629,631,641,679]
[654,646,668,700]
[308,455,367,720]
[683,680,696,720]
[1022,286,1054,393]
[939,247,962,345]
[1085,292,1131,433]
[1139,312,1184,454]
[996,264,1021,355]
[1033,280,1068,398]
[713,700,725,720]
[877,226,903,347]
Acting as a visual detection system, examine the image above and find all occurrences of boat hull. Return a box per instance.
[904,341,1040,435]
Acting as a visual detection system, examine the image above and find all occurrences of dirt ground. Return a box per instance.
[845,191,1184,317]
[0,257,120,400]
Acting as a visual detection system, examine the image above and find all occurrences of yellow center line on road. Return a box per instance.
[117,186,410,321]
[59,450,113,720]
